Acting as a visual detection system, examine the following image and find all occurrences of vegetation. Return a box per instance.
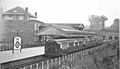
[88,15,108,30]
[61,40,119,69]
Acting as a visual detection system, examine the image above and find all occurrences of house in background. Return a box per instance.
[2,6,37,20]
[0,6,43,43]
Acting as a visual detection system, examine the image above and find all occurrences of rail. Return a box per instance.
[0,42,44,51]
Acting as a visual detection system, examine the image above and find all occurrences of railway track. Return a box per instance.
[1,40,118,69]
[1,55,50,69]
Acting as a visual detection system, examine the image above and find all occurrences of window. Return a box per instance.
[4,15,13,20]
[114,36,118,40]
[34,23,38,30]
[109,36,113,40]
[19,16,24,20]
[34,23,41,30]
[13,15,17,20]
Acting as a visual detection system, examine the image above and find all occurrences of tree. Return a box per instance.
[109,18,119,30]
[99,15,108,30]
[88,15,101,30]
[88,15,100,23]
[88,15,108,31]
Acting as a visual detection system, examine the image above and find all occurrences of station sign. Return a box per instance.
[14,36,21,50]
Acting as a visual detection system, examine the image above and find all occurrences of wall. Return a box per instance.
[1,20,43,43]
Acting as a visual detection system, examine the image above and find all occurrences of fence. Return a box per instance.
[18,48,91,69]
[1,40,118,69]
[0,42,44,51]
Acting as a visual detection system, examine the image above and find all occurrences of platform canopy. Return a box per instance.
[66,30,99,36]
[37,25,99,37]
[37,26,69,36]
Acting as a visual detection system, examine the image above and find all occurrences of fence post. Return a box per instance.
[47,60,49,69]
[36,63,38,69]
[71,54,72,61]
[23,67,26,69]
[30,65,32,69]
[67,55,69,60]
[42,62,44,69]
[51,59,53,67]
[65,55,67,60]
[81,51,83,60]
[59,57,61,65]
[78,42,79,46]
[54,58,57,65]
[62,56,64,61]
[74,43,75,46]
[0,63,1,69]
[73,53,74,60]
[0,46,2,51]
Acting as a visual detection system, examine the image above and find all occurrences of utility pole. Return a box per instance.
[16,29,19,36]
[101,22,105,40]
[100,15,108,40]
[12,29,23,37]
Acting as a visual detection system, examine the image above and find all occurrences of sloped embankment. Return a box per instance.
[72,40,119,69]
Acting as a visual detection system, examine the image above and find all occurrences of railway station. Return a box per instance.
[0,6,119,69]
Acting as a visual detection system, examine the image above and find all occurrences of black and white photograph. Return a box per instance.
[0,0,119,69]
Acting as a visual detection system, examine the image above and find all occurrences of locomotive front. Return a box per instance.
[45,40,64,57]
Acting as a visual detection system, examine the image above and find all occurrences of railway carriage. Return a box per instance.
[45,38,103,57]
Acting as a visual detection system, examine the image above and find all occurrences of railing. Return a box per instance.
[0,42,44,51]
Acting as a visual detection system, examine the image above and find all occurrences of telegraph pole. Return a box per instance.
[102,21,105,40]
[16,29,19,36]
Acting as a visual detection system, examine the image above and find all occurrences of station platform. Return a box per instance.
[0,46,45,63]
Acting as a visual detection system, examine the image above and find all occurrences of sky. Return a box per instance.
[0,0,120,26]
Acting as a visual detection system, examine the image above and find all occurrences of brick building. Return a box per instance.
[0,6,43,43]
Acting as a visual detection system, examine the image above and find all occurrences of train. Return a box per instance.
[45,37,103,57]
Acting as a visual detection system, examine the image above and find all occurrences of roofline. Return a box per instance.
[28,19,44,23]
[2,13,25,14]
[2,13,36,18]
[45,23,83,24]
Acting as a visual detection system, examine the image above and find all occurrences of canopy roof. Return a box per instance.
[37,26,69,36]
[37,25,99,37]
[66,30,99,36]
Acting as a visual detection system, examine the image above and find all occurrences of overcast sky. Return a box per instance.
[0,0,120,26]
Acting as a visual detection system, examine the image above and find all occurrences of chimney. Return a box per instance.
[35,12,37,18]
[25,7,28,13]
[25,7,28,20]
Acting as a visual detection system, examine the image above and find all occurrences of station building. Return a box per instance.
[1,6,111,44]
[0,6,88,43]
